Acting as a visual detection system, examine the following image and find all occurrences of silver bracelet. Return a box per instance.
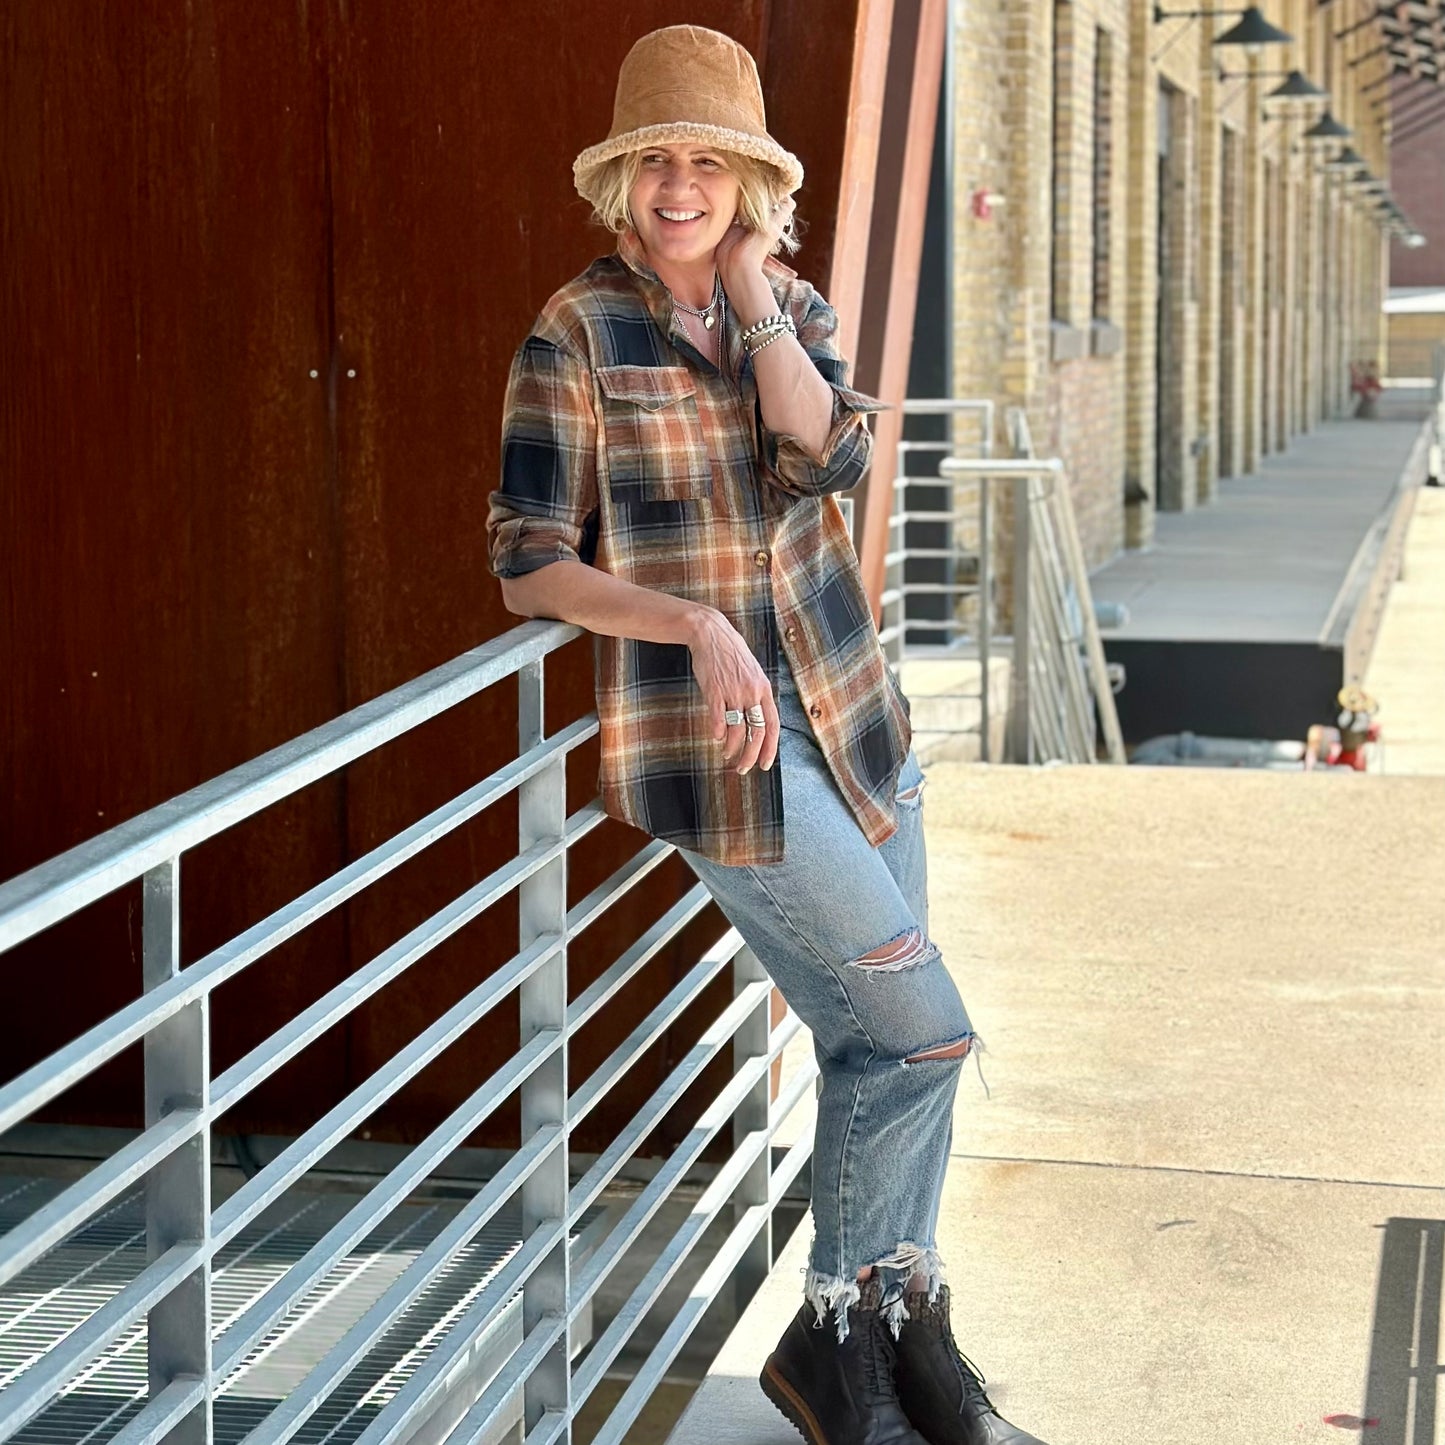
[741,312,796,343]
[747,327,791,358]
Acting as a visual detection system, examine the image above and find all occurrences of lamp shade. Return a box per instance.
[1266,70,1328,101]
[1214,6,1292,52]
[1325,145,1365,170]
[1303,109,1353,141]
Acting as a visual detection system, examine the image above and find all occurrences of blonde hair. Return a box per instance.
[587,147,802,257]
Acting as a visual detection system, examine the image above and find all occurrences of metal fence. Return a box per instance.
[880,399,1124,764]
[0,620,816,1445]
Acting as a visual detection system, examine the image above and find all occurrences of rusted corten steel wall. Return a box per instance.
[0,2,874,1151]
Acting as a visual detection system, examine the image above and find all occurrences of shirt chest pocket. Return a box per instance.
[596,365,715,506]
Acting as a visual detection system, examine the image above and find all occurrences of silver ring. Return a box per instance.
[724,708,745,727]
[746,726,759,743]
[745,705,766,724]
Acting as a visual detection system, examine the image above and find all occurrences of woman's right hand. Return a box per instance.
[687,609,780,775]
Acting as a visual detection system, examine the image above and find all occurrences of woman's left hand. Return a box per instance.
[715,195,796,300]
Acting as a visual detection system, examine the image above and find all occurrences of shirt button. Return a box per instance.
[754,549,770,568]
[809,704,823,720]
[784,626,798,642]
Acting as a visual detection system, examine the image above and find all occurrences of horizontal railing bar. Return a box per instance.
[351,1218,567,1445]
[882,617,973,631]
[572,1061,806,1409]
[900,399,995,414]
[569,1006,802,1330]
[238,1125,563,1444]
[565,837,674,939]
[883,549,972,565]
[770,1122,817,1207]
[0,618,581,950]
[567,981,778,1226]
[939,457,1064,477]
[105,1377,207,1445]
[0,722,595,1139]
[884,582,981,597]
[214,1033,560,1379]
[0,1108,201,1289]
[569,927,741,1126]
[0,1242,200,1444]
[522,1409,569,1445]
[564,800,608,844]
[213,934,561,1248]
[211,836,564,1115]
[567,884,713,1034]
[108,1378,207,1445]
[590,1186,778,1445]
[889,510,973,525]
[446,1313,568,1445]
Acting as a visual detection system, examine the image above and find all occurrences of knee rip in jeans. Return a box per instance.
[903,1034,973,1064]
[896,780,925,808]
[847,927,936,974]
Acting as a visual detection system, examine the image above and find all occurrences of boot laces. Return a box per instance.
[860,1311,900,1402]
[943,1324,997,1415]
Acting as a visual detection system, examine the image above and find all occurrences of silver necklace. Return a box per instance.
[672,274,724,331]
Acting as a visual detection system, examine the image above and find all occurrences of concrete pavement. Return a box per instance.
[670,764,1445,1445]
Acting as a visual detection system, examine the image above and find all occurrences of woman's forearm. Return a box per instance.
[500,560,716,647]
[729,273,834,460]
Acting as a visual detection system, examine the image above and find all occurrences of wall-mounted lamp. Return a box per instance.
[1151,5,1292,63]
[1301,110,1353,142]
[1264,70,1328,102]
[1324,145,1366,171]
[1401,232,1427,249]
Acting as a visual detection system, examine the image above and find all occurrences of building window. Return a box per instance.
[1092,27,1113,320]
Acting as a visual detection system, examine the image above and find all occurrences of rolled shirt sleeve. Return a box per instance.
[488,336,600,579]
[756,288,887,498]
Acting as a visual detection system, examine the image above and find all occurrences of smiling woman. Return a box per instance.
[486,23,1049,1445]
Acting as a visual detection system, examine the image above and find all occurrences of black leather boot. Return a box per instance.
[893,1286,1049,1445]
[761,1277,929,1445]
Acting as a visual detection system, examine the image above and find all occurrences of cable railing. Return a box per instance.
[0,618,816,1445]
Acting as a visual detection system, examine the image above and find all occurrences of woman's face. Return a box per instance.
[627,145,742,269]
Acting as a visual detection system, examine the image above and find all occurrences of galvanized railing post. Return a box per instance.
[1008,476,1034,764]
[731,945,771,1316]
[517,659,571,1438]
[142,856,212,1444]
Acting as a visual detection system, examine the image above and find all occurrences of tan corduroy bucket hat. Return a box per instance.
[572,25,804,207]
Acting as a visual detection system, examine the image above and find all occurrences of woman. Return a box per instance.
[489,25,1047,1445]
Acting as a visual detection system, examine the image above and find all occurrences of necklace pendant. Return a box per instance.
[704,314,716,330]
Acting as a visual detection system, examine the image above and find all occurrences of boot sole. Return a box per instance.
[759,1359,831,1445]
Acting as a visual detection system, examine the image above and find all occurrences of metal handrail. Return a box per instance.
[879,398,999,757]
[0,617,816,1443]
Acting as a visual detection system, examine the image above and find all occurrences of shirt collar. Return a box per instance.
[616,228,797,376]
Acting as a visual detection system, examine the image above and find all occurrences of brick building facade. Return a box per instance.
[946,0,1394,571]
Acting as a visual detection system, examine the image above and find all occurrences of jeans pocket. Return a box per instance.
[894,750,926,809]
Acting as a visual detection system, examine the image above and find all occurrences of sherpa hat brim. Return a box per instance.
[573,121,804,207]
[572,27,804,208]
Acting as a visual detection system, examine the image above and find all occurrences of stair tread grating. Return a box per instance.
[0,1173,595,1443]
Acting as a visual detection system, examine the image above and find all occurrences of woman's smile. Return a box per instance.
[629,145,740,281]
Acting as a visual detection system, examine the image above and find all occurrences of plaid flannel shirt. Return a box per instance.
[488,232,911,865]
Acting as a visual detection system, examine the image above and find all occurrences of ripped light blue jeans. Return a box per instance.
[680,664,979,1340]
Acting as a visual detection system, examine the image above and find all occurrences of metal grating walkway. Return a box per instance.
[0,1175,602,1443]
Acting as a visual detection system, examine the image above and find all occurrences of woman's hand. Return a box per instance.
[687,608,779,774]
[715,195,796,312]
